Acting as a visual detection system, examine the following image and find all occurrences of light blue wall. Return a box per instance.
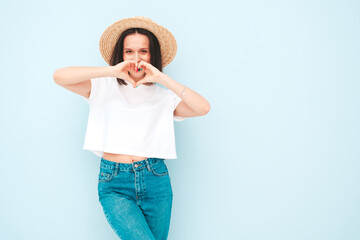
[1,0,359,239]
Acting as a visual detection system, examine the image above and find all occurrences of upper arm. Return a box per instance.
[174,100,204,118]
[55,80,91,99]
[167,88,202,121]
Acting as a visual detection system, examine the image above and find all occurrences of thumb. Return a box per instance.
[123,74,136,88]
[135,80,145,87]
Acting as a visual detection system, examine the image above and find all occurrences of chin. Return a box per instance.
[133,72,145,77]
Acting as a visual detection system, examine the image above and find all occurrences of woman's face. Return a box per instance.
[123,33,151,81]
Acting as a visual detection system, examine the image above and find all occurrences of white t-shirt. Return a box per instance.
[82,77,185,160]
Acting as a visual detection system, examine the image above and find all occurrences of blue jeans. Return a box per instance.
[97,157,173,240]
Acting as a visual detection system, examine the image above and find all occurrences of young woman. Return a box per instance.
[53,16,210,240]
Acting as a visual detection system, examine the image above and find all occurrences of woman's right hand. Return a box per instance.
[110,60,139,88]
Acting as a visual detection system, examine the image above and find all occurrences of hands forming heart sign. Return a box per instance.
[111,60,163,88]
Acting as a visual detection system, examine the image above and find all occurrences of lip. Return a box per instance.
[132,69,143,74]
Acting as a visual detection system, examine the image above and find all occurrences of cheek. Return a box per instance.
[144,53,151,59]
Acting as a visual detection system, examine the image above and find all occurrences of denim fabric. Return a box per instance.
[97,157,173,240]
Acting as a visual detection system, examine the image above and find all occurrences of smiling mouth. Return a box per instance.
[133,68,142,72]
[132,69,143,74]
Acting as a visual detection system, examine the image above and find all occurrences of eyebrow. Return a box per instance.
[124,48,149,50]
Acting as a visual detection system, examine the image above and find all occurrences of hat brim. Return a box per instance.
[99,16,177,68]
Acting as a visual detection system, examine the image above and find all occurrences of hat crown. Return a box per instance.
[132,16,153,22]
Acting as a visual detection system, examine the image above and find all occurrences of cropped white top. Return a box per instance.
[82,77,185,160]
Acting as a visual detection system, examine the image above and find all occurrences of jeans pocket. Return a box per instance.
[98,164,114,182]
[150,160,169,176]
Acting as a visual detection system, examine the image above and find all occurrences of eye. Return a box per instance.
[142,50,148,53]
[125,50,131,53]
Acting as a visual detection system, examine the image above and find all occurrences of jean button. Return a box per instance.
[134,164,139,167]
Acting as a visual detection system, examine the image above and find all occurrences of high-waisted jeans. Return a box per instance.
[97,157,173,240]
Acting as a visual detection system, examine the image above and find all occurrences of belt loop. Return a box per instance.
[115,163,119,175]
[145,158,151,171]
[131,159,136,171]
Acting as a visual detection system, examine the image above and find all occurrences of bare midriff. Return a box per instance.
[102,152,148,164]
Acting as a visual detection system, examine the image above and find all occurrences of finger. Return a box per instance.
[134,63,139,72]
[139,61,147,72]
[127,59,133,67]
[139,61,147,67]
[128,75,136,87]
[128,78,136,88]
[124,73,136,87]
[127,60,134,70]
[135,80,143,87]
[132,60,137,69]
[131,81,137,88]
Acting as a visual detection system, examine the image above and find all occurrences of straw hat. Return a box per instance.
[99,16,177,68]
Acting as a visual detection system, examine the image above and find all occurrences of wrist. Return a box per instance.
[105,66,115,77]
[157,72,169,85]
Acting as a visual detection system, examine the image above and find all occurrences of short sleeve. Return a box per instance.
[82,77,112,103]
[167,89,186,122]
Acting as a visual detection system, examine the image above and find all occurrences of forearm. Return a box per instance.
[53,66,114,85]
[158,73,210,115]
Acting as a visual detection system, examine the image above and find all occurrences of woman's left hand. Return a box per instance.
[135,61,163,87]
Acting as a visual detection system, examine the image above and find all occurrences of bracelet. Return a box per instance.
[179,86,187,97]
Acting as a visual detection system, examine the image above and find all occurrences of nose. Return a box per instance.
[134,52,140,61]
